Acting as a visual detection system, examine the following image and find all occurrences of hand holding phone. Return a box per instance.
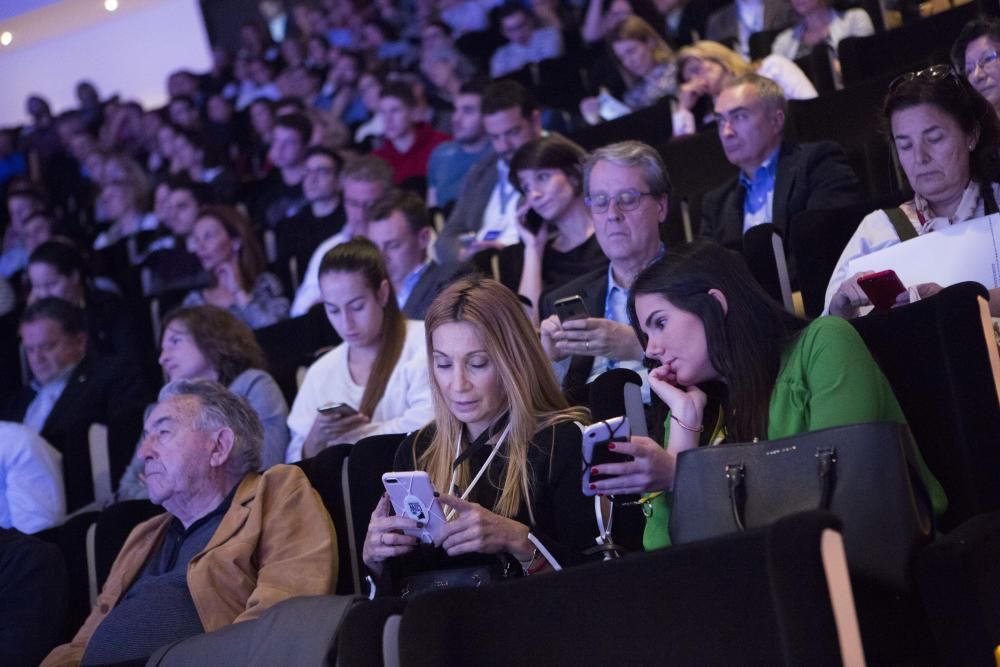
[554,295,588,324]
[857,269,906,310]
[317,402,359,419]
[382,472,449,544]
[581,416,634,496]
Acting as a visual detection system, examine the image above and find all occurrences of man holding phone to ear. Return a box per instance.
[539,141,670,404]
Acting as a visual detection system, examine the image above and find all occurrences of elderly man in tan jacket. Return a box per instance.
[42,380,337,667]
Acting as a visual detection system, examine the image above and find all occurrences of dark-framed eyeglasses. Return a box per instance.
[584,189,655,214]
[889,64,961,92]
[965,50,1000,77]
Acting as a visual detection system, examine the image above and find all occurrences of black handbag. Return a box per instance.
[669,422,934,590]
[397,555,522,599]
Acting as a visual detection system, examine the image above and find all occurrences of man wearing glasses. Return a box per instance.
[290,155,393,316]
[539,140,668,404]
[700,73,862,260]
[952,18,1000,118]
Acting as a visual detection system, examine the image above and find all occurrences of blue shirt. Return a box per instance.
[397,259,431,310]
[427,140,493,207]
[23,364,77,434]
[587,245,667,403]
[739,147,780,230]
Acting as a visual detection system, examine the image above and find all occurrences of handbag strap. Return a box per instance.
[884,207,918,242]
[725,448,839,530]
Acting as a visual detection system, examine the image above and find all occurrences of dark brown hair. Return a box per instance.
[319,237,407,417]
[197,205,267,291]
[162,305,267,385]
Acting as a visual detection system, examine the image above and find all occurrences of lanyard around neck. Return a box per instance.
[446,421,513,519]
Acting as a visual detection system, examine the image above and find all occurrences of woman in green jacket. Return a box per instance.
[587,241,945,549]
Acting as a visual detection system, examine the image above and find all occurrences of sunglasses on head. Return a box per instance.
[888,64,962,92]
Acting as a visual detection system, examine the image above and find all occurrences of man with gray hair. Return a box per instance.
[700,73,863,253]
[539,140,669,404]
[43,380,336,667]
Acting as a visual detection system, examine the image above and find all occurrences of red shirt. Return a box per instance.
[374,123,450,185]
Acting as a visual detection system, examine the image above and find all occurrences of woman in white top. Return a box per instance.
[770,0,874,63]
[825,67,1000,318]
[286,237,433,462]
[673,40,817,136]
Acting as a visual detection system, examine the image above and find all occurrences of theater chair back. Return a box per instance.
[296,444,356,594]
[395,510,863,666]
[850,282,1000,530]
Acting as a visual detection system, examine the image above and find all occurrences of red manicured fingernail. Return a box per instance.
[589,483,597,490]
[591,467,599,475]
[608,442,616,450]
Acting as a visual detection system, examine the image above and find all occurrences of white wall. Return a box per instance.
[0,0,212,127]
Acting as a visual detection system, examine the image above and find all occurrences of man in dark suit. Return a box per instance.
[367,190,471,320]
[700,73,864,259]
[539,141,669,404]
[1,298,148,511]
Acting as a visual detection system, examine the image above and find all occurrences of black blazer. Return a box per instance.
[699,141,865,251]
[2,355,150,510]
[402,261,473,321]
[539,266,609,404]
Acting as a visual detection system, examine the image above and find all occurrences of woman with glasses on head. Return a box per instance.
[362,277,597,594]
[588,240,945,548]
[952,18,1000,119]
[501,136,608,324]
[826,66,1000,317]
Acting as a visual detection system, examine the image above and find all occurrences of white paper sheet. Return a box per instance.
[848,213,1000,289]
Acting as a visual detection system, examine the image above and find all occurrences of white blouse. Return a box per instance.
[286,319,433,461]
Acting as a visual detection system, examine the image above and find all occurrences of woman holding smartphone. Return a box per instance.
[586,241,946,549]
[286,238,433,461]
[826,68,1000,317]
[502,136,608,324]
[362,277,597,593]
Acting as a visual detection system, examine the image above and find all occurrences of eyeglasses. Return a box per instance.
[965,50,1000,77]
[889,64,961,92]
[584,189,654,214]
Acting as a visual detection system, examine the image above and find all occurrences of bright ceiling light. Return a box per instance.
[0,32,11,47]
[104,0,119,11]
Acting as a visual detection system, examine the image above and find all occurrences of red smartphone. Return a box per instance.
[858,270,906,310]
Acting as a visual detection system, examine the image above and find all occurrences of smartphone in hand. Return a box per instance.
[382,471,448,544]
[317,402,358,419]
[581,416,634,496]
[554,295,588,323]
[858,270,905,310]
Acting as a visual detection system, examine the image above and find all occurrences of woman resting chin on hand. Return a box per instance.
[589,241,947,551]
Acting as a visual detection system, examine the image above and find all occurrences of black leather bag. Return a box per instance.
[669,422,934,590]
[398,556,522,599]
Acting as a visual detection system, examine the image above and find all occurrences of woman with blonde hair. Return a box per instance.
[580,16,677,123]
[363,277,597,594]
[673,40,816,135]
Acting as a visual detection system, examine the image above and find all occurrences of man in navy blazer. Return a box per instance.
[700,74,864,258]
[1,298,148,511]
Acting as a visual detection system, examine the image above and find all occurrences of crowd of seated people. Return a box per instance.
[0,0,999,662]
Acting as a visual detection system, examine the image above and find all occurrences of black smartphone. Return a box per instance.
[523,208,545,235]
[317,402,358,419]
[554,295,588,323]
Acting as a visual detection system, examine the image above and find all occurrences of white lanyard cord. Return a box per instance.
[446,421,513,520]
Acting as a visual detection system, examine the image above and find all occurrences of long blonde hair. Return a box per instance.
[416,277,589,519]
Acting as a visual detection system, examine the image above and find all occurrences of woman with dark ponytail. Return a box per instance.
[286,237,433,461]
